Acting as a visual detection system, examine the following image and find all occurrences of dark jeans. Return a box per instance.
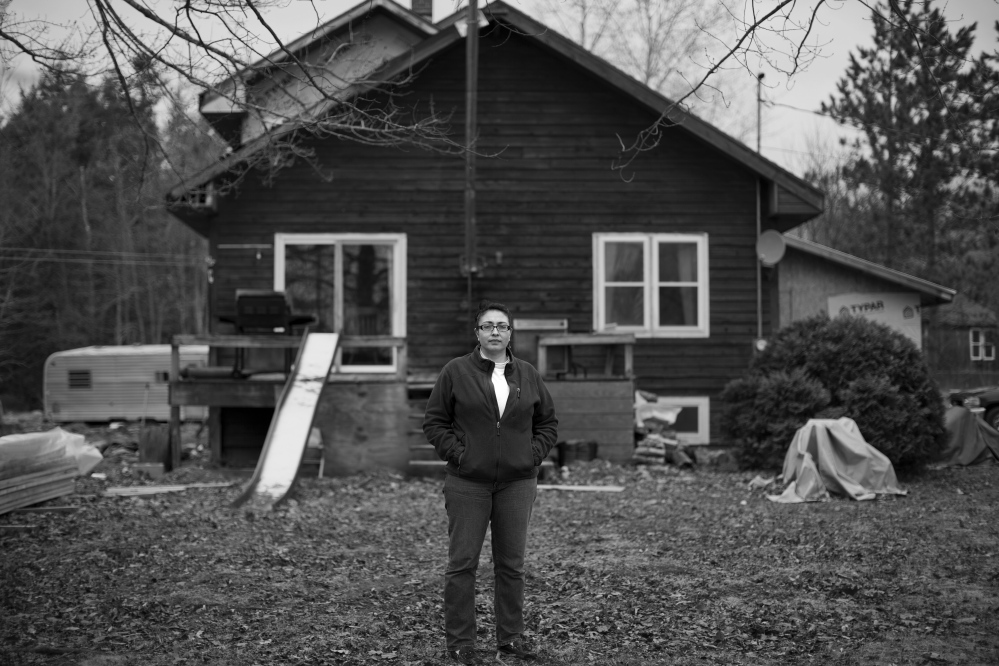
[442,474,538,649]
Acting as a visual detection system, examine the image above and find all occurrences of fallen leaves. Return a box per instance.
[0,453,997,664]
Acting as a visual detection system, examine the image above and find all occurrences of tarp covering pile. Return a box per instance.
[939,406,999,467]
[0,428,102,515]
[768,418,907,503]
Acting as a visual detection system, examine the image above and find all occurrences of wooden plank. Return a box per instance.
[0,461,77,491]
[538,485,624,492]
[173,335,303,349]
[11,505,80,514]
[546,381,633,399]
[0,477,76,515]
[0,480,75,508]
[103,482,232,496]
[171,381,283,407]
[549,398,633,413]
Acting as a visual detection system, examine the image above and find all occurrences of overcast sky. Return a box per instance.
[2,0,997,176]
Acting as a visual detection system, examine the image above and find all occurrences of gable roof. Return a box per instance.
[783,234,955,306]
[169,0,823,226]
[199,0,437,115]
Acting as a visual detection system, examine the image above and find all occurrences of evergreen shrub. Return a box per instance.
[720,314,946,470]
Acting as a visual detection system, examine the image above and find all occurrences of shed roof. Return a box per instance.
[927,293,997,327]
[783,234,955,307]
[168,0,823,227]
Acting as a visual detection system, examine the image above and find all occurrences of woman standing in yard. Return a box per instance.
[423,301,558,665]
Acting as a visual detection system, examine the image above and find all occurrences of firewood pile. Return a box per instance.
[632,390,694,467]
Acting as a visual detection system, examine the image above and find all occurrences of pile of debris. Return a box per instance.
[632,390,694,467]
[0,428,102,515]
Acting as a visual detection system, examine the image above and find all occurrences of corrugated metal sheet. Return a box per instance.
[44,346,209,422]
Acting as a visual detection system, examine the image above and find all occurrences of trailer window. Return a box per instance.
[68,370,92,389]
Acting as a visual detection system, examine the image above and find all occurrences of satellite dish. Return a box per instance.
[756,230,786,266]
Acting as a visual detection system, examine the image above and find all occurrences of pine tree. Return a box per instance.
[821,0,997,279]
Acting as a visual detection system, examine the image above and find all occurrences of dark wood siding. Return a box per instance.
[208,26,771,442]
[925,327,999,391]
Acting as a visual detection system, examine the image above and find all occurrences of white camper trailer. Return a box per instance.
[44,345,209,423]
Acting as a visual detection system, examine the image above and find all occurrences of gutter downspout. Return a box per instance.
[757,178,763,341]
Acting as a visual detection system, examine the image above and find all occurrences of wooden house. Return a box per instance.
[922,294,999,390]
[166,0,832,470]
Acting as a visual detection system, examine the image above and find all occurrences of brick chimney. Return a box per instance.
[412,0,432,20]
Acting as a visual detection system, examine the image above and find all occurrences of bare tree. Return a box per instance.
[610,0,999,175]
[1,0,459,189]
[2,1,996,180]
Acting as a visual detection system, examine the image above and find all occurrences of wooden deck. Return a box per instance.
[168,334,409,471]
[168,332,639,470]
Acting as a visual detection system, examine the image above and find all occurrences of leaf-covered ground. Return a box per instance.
[1,419,998,665]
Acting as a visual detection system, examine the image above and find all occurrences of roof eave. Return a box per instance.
[783,235,956,306]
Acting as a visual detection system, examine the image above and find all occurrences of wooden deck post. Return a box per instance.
[169,339,181,471]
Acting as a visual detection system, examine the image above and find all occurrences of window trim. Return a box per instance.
[592,232,709,338]
[970,328,996,362]
[273,233,407,373]
[657,396,711,444]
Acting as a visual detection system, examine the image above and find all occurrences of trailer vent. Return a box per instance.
[68,370,92,389]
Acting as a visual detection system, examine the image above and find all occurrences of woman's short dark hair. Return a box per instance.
[474,301,512,327]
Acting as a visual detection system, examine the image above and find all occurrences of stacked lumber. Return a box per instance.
[0,459,77,516]
[632,390,694,467]
[633,432,693,466]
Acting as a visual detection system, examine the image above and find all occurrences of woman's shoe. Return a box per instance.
[497,637,537,660]
[447,647,479,664]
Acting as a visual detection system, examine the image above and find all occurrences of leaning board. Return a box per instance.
[232,333,339,507]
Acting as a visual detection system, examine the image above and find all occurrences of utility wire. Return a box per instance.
[0,246,204,260]
[768,100,997,151]
[0,255,203,267]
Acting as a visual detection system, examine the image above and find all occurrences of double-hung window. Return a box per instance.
[274,233,407,373]
[593,233,709,337]
[970,328,996,362]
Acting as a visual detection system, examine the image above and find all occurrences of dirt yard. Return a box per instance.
[1,414,998,665]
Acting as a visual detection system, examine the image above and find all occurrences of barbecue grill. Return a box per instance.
[222,289,315,334]
[218,290,316,375]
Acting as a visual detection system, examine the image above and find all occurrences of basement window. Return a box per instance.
[68,370,92,389]
[656,396,710,444]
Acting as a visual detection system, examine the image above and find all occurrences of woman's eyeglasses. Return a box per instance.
[477,323,511,332]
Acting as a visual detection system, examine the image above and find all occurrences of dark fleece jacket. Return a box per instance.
[423,347,558,482]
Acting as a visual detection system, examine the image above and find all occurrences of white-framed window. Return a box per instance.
[660,396,711,444]
[970,328,996,362]
[593,233,709,337]
[274,233,407,373]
